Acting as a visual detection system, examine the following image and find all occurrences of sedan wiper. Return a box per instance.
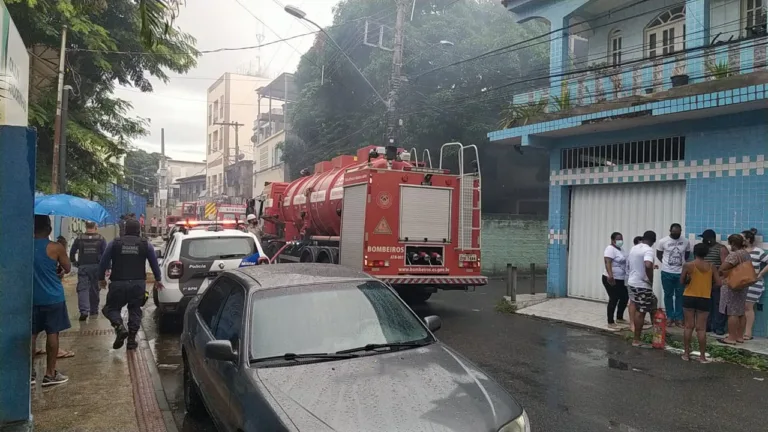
[336,341,431,354]
[250,352,357,363]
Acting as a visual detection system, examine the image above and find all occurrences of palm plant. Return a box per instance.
[138,0,183,47]
[498,99,547,129]
[706,60,732,80]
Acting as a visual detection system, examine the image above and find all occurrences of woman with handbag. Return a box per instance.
[717,234,757,345]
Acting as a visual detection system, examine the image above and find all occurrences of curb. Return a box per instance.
[136,327,179,432]
[126,328,178,432]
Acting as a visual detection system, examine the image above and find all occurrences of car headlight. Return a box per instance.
[498,410,530,432]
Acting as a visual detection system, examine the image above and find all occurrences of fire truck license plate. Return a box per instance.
[459,254,478,262]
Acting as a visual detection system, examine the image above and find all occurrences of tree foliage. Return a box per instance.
[286,0,547,174]
[6,0,198,197]
[123,148,162,204]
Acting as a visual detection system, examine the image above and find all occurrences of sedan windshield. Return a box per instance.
[249,281,432,361]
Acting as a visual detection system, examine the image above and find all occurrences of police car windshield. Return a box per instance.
[181,237,256,260]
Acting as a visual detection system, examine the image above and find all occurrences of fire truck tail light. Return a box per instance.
[168,261,184,279]
[459,261,480,268]
[364,260,390,267]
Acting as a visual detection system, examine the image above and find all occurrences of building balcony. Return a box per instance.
[510,35,768,117]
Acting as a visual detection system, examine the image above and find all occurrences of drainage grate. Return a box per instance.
[59,329,116,338]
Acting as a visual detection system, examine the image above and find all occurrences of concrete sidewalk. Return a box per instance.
[514,297,768,356]
[31,275,173,432]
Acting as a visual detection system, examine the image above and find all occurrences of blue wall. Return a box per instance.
[97,183,147,224]
[543,110,768,336]
[0,126,36,425]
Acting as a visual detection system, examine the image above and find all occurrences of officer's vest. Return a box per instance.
[78,233,104,265]
[110,236,148,281]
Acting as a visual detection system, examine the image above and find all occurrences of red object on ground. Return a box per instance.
[652,309,667,349]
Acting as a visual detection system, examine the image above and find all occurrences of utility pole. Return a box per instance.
[386,0,408,151]
[215,121,245,199]
[160,128,167,222]
[51,25,68,194]
[58,85,72,193]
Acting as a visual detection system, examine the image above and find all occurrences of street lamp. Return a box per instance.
[283,4,388,106]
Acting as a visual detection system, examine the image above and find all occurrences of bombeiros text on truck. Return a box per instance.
[256,142,486,303]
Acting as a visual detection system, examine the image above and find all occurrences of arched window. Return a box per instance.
[743,0,767,36]
[608,29,622,66]
[645,6,686,58]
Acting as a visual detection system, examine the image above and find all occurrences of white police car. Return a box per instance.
[154,221,267,321]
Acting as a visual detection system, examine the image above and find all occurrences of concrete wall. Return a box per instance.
[481,214,548,276]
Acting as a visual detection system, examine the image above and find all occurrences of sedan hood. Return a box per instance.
[251,342,523,432]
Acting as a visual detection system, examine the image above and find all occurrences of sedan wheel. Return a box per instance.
[183,359,206,418]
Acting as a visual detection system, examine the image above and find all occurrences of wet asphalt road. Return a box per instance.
[141,278,768,432]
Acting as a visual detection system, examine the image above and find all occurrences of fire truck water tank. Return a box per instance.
[279,147,411,238]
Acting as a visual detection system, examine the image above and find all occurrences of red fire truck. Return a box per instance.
[257,142,486,303]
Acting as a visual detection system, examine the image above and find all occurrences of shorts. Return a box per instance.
[628,285,657,313]
[682,295,710,312]
[32,301,72,335]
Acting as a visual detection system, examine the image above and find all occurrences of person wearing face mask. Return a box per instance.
[656,223,691,327]
[602,232,628,329]
[700,229,728,335]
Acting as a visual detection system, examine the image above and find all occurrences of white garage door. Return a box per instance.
[567,182,686,303]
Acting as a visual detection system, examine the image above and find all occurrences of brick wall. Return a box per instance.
[481,214,548,275]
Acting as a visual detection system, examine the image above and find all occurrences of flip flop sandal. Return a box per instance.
[744,336,754,340]
[681,354,690,361]
[35,350,75,358]
[717,338,737,345]
[698,357,712,364]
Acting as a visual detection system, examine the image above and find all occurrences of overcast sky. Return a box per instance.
[114,0,338,161]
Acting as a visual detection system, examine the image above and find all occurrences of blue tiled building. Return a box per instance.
[490,0,768,336]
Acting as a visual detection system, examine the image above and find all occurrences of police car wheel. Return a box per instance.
[183,358,206,418]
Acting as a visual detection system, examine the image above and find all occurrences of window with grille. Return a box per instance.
[609,29,622,66]
[744,0,767,35]
[559,136,686,170]
[260,146,269,170]
[646,6,686,58]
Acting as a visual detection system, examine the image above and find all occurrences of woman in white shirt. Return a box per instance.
[603,232,629,329]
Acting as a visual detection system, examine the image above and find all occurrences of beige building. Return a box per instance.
[252,73,296,198]
[205,72,271,200]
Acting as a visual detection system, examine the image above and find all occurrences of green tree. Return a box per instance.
[123,148,162,204]
[286,0,547,174]
[7,0,197,197]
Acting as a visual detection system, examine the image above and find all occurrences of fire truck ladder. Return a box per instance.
[409,147,434,168]
[439,142,481,251]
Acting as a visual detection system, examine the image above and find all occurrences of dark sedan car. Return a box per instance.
[180,263,530,432]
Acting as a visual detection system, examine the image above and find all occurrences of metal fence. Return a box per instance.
[97,183,147,224]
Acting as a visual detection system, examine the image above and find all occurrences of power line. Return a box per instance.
[410,0,685,80]
[67,30,318,56]
[401,20,759,116]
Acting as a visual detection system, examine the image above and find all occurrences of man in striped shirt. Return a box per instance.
[743,229,768,340]
[700,230,728,336]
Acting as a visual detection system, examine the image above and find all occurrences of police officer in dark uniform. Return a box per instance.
[69,221,107,321]
[98,219,163,350]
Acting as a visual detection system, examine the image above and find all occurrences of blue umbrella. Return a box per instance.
[34,194,110,224]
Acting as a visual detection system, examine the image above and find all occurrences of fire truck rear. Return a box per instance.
[262,142,486,303]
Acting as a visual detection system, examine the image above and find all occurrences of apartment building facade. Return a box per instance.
[252,73,296,198]
[156,158,206,210]
[491,0,768,335]
[206,72,271,200]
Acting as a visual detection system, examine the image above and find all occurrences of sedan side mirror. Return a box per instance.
[424,315,442,333]
[205,340,238,362]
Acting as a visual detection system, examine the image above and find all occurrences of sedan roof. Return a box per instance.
[233,263,374,291]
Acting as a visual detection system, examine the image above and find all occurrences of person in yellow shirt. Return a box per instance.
[680,243,722,363]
